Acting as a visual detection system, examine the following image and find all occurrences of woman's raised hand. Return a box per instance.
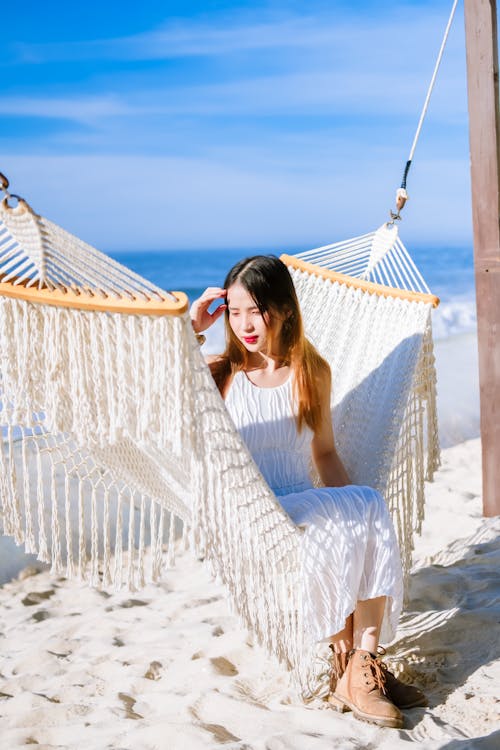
[190,287,227,333]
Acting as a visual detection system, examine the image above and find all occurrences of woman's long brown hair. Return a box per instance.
[210,255,330,433]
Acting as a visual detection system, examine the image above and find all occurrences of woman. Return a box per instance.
[190,255,426,728]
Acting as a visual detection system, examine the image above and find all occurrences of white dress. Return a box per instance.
[225,370,404,643]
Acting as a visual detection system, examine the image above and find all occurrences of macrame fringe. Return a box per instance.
[0,298,191,592]
[0,263,439,695]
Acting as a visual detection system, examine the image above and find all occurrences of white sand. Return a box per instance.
[1,438,499,750]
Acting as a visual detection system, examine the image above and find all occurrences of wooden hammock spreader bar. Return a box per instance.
[0,276,189,315]
[281,254,440,308]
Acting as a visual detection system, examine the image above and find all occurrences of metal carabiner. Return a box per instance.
[1,194,31,214]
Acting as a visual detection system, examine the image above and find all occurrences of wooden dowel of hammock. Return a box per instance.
[281,254,440,308]
[0,276,188,315]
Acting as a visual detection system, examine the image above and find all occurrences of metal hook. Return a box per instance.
[1,194,31,213]
[386,188,408,227]
[386,210,402,227]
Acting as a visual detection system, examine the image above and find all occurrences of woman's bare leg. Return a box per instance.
[352,596,386,653]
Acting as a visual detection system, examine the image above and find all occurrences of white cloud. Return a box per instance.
[12,5,461,65]
[2,3,466,128]
[0,61,466,127]
[0,96,132,122]
[0,152,471,252]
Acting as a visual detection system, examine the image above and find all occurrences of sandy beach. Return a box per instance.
[1,436,499,749]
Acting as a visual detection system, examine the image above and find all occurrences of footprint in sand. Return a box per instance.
[210,657,239,676]
[184,596,221,609]
[201,617,225,637]
[31,610,51,622]
[17,566,42,581]
[198,722,240,744]
[189,705,240,743]
[119,599,149,608]
[47,649,71,659]
[144,661,163,680]
[32,692,61,703]
[118,692,144,720]
[22,590,55,606]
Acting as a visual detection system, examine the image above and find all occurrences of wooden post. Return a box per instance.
[464,0,500,516]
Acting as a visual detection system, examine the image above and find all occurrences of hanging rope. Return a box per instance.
[391,0,460,220]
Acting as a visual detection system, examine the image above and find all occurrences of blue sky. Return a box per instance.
[0,1,471,252]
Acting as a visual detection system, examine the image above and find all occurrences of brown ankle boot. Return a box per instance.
[328,646,350,694]
[376,648,428,709]
[328,649,403,729]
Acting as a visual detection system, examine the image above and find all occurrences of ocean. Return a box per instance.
[0,242,480,584]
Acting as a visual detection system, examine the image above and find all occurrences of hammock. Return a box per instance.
[0,187,439,693]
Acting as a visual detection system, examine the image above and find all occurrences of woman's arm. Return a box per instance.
[190,287,232,396]
[311,367,350,487]
[190,287,227,333]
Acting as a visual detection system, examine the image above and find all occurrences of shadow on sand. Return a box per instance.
[386,521,500,739]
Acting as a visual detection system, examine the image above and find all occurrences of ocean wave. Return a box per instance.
[432,297,477,340]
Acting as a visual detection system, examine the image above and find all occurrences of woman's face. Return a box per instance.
[227,282,284,354]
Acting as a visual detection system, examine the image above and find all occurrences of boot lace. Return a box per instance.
[375,646,395,683]
[362,651,388,695]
